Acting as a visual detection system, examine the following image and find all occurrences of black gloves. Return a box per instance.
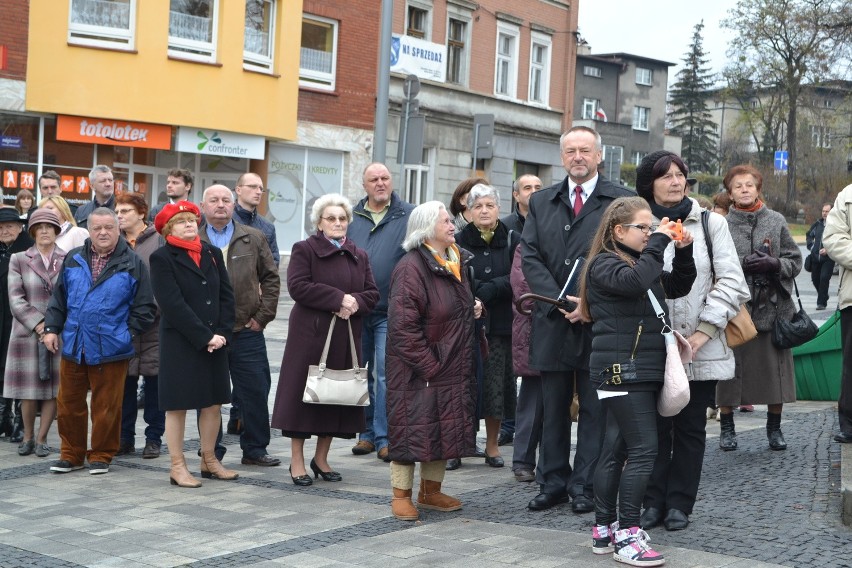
[743,250,781,274]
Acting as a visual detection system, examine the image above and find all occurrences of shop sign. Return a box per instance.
[56,115,172,150]
[175,127,265,159]
[0,136,22,149]
[390,34,447,83]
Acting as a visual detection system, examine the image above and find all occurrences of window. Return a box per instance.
[529,33,551,105]
[495,22,520,98]
[406,5,430,39]
[300,15,338,91]
[582,98,599,120]
[244,0,276,72]
[446,18,468,85]
[602,145,624,181]
[635,67,653,85]
[68,0,136,49]
[633,106,650,131]
[812,125,832,149]
[169,0,218,62]
[631,151,645,165]
[583,65,602,78]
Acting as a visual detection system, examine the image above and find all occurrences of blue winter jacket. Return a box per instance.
[347,193,414,314]
[44,237,156,365]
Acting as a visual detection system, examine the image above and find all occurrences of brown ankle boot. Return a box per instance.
[200,450,239,480]
[170,453,201,488]
[392,487,419,520]
[417,479,462,511]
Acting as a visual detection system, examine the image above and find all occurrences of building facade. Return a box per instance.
[573,47,676,182]
[4,0,301,250]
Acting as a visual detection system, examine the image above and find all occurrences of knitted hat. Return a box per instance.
[27,208,62,236]
[0,207,25,224]
[154,201,200,234]
[635,150,676,199]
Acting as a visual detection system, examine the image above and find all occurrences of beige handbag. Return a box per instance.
[302,316,370,406]
[648,290,692,417]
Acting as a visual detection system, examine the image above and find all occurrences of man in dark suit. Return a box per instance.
[522,126,633,512]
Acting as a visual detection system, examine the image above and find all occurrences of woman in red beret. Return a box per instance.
[149,201,236,487]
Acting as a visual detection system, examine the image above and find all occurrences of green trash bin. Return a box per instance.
[792,310,842,400]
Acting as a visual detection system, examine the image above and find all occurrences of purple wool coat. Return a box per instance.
[271,234,379,437]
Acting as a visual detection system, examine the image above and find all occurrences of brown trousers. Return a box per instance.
[57,358,129,465]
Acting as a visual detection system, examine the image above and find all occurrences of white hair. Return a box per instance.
[402,201,446,251]
[466,183,500,210]
[310,193,353,230]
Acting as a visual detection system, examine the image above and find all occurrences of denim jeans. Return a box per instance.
[228,329,272,459]
[120,375,165,444]
[359,313,388,451]
[594,390,658,528]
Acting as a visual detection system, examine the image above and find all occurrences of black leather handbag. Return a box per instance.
[771,280,818,349]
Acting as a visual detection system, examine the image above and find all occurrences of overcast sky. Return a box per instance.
[578,0,740,86]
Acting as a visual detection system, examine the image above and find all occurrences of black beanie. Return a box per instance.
[635,150,675,201]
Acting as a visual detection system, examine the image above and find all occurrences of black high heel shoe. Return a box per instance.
[310,458,342,482]
[289,465,313,486]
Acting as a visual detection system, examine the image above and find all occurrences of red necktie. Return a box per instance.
[573,185,584,217]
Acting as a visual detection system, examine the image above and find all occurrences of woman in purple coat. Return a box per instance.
[271,194,379,486]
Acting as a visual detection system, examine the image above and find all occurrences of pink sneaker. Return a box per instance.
[613,526,665,566]
[592,521,617,554]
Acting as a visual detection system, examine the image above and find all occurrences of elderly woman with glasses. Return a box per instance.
[271,194,379,486]
[386,201,483,521]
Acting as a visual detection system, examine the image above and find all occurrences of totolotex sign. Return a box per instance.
[175,127,265,160]
[56,115,172,149]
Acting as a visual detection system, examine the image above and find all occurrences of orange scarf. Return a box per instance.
[734,198,764,213]
[425,243,461,281]
[167,235,202,267]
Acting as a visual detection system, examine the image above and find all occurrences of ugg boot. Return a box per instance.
[200,450,239,480]
[170,453,201,488]
[766,412,787,451]
[719,412,737,451]
[392,488,419,520]
[418,479,462,511]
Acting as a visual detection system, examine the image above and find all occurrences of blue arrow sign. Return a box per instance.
[774,150,788,172]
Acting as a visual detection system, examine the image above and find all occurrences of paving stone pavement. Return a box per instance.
[0,246,849,567]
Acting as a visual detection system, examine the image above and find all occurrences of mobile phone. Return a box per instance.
[672,220,683,241]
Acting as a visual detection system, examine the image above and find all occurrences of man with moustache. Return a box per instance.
[522,126,632,512]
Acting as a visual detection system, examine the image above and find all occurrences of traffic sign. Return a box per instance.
[774,150,788,172]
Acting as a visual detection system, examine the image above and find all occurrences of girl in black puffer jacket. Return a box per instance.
[578,196,695,566]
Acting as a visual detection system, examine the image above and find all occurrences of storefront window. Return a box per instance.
[267,144,343,253]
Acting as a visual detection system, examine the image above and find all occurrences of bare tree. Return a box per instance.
[723,0,852,213]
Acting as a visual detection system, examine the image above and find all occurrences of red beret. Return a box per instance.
[154,200,200,234]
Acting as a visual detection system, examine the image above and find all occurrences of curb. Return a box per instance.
[844,443,852,526]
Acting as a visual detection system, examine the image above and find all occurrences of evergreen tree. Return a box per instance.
[669,21,719,173]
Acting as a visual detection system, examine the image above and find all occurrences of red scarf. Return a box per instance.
[734,198,764,213]
[167,235,202,267]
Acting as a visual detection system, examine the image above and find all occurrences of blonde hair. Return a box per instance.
[39,196,76,226]
[578,196,652,321]
[162,211,198,238]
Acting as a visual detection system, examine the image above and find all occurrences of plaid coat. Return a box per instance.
[3,246,65,399]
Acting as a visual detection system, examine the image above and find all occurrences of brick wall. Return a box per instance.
[298,0,379,130]
[0,0,29,80]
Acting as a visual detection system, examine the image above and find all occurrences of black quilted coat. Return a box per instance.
[386,245,478,462]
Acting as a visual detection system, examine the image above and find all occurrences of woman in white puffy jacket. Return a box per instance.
[632,151,750,532]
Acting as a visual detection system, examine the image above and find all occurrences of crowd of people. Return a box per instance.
[6,124,840,567]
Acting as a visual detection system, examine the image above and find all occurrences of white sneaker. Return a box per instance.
[613,526,665,566]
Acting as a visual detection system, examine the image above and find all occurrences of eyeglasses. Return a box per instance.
[115,208,137,215]
[239,184,265,192]
[321,216,349,224]
[622,223,657,235]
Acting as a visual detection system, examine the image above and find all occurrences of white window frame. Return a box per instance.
[299,14,338,92]
[633,106,650,131]
[582,98,599,120]
[406,1,433,41]
[528,32,551,106]
[494,21,520,99]
[243,0,276,72]
[403,147,435,205]
[583,65,602,78]
[445,11,471,86]
[812,125,832,149]
[635,67,653,85]
[68,0,137,50]
[168,0,220,63]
